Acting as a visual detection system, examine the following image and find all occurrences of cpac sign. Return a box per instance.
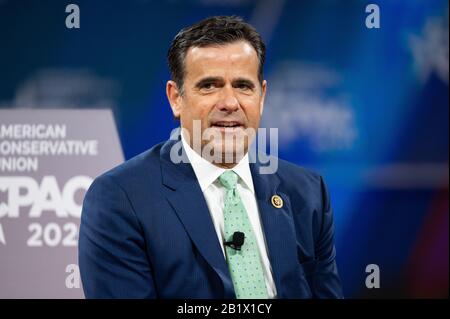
[0,109,123,298]
[0,175,92,219]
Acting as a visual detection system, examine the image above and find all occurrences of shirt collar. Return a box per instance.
[181,133,255,193]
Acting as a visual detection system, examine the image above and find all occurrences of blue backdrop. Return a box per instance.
[1,0,448,298]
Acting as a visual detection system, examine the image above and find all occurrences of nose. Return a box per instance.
[217,85,239,113]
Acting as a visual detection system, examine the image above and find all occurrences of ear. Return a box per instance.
[259,80,267,116]
[166,80,182,119]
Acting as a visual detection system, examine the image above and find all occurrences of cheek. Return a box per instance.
[248,112,261,128]
[241,100,262,124]
[182,97,215,124]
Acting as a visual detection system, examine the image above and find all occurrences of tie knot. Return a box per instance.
[219,170,238,190]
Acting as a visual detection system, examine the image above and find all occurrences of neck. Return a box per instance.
[213,161,238,169]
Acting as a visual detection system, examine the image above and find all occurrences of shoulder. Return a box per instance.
[274,158,328,210]
[88,140,166,195]
[276,157,323,189]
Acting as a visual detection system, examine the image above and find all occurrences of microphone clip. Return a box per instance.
[224,231,245,251]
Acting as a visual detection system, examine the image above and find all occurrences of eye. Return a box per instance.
[236,83,252,91]
[200,83,215,90]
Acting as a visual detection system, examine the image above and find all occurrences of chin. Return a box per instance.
[221,141,248,163]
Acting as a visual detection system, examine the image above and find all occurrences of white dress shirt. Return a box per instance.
[181,135,277,299]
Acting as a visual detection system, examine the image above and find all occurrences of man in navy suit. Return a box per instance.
[79,16,343,299]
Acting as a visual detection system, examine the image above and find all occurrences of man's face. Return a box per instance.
[167,40,267,166]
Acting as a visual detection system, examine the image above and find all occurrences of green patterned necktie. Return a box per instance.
[218,170,268,299]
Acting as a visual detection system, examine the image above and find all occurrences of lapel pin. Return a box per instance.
[271,195,283,208]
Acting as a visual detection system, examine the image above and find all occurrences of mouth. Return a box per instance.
[210,121,244,131]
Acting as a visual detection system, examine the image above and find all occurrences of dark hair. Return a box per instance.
[167,15,266,93]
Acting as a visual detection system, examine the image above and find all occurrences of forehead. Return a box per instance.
[184,41,259,79]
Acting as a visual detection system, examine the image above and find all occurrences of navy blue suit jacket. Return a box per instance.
[78,138,343,298]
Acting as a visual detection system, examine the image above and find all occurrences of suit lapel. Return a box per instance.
[159,139,235,298]
[250,161,304,298]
